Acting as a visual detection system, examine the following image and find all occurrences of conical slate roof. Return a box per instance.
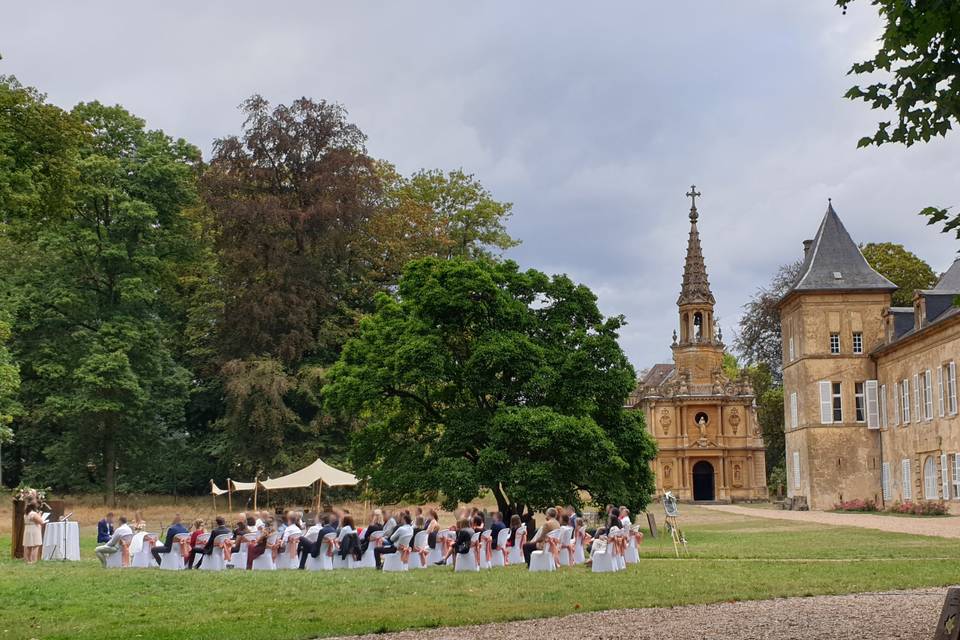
[677,202,716,306]
[791,202,896,293]
[934,258,960,291]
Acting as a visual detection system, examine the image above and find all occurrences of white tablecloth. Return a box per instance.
[42,522,81,561]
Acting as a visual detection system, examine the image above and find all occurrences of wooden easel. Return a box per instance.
[662,493,688,558]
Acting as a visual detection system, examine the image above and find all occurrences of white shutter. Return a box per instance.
[819,381,832,424]
[925,370,934,421]
[892,382,900,426]
[901,459,912,500]
[939,366,946,417]
[880,384,888,428]
[902,379,911,423]
[913,373,921,422]
[793,451,801,489]
[881,462,891,501]
[866,380,879,429]
[942,454,950,499]
[790,392,799,430]
[954,454,960,499]
[950,362,958,415]
[788,336,795,361]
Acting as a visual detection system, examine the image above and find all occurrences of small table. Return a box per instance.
[42,521,81,561]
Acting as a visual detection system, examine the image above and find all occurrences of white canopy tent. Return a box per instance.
[257,458,359,514]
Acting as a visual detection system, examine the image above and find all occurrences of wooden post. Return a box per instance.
[253,476,259,511]
[316,481,323,515]
[228,482,233,513]
[11,498,24,560]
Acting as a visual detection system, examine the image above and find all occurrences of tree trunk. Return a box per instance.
[103,432,116,507]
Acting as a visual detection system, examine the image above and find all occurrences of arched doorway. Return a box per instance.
[692,460,715,501]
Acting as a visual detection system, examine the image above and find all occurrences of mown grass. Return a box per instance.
[1,511,957,640]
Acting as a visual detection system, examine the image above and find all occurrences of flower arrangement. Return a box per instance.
[832,498,878,512]
[886,500,949,516]
[12,484,49,504]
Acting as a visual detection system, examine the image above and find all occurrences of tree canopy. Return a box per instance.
[860,242,937,306]
[733,261,802,382]
[325,257,657,516]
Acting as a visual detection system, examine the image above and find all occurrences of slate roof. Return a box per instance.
[790,202,896,294]
[934,258,960,291]
[641,364,676,387]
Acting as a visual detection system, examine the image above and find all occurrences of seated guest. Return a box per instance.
[131,510,147,532]
[246,519,276,570]
[298,514,336,569]
[619,506,632,528]
[97,512,115,544]
[436,517,472,565]
[425,509,441,549]
[381,510,397,538]
[523,507,559,566]
[187,516,231,569]
[336,514,362,561]
[375,513,413,569]
[188,518,206,550]
[359,510,384,555]
[95,516,133,567]
[596,514,622,538]
[151,514,188,566]
[489,512,507,551]
[521,512,536,546]
[565,505,578,531]
[508,514,523,547]
[280,512,302,550]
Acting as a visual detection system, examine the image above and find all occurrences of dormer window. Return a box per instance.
[832,271,843,280]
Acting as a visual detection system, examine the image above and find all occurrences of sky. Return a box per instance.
[2,1,958,368]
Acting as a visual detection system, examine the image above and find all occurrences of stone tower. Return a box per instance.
[629,187,767,502]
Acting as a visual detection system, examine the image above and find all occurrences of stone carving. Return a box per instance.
[733,463,743,487]
[729,407,740,434]
[663,463,673,488]
[659,409,672,435]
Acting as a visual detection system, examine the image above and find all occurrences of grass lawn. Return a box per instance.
[2,506,958,640]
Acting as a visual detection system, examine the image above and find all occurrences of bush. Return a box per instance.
[886,500,949,516]
[832,498,878,512]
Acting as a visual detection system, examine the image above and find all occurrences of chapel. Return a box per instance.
[627,188,768,502]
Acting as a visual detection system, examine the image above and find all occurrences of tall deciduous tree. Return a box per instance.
[734,261,802,382]
[325,257,657,517]
[837,1,960,238]
[860,242,937,306]
[13,101,197,503]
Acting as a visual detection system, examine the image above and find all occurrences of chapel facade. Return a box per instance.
[627,189,768,502]
[780,203,960,510]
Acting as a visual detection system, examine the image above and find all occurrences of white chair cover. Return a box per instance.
[382,533,413,572]
[306,533,336,571]
[160,535,189,570]
[591,536,617,573]
[490,528,511,567]
[105,534,135,569]
[251,533,278,570]
[131,533,158,568]
[454,532,481,573]
[573,526,586,565]
[356,531,383,569]
[507,525,526,565]
[410,530,430,569]
[200,533,231,571]
[426,531,445,566]
[277,535,300,570]
[529,529,561,572]
[625,527,640,564]
[557,526,574,567]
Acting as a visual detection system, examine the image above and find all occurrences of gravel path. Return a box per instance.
[324,589,948,640]
[703,505,960,538]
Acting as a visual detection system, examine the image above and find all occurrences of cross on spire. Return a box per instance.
[686,184,701,221]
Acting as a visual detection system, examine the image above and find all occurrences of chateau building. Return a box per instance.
[628,189,767,502]
[780,203,960,510]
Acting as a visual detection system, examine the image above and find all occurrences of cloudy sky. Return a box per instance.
[3,2,957,368]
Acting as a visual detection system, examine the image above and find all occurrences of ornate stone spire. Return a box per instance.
[677,185,716,306]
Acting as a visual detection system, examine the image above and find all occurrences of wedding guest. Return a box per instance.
[188,518,206,549]
[523,507,559,566]
[131,510,147,532]
[188,516,231,569]
[298,514,336,569]
[94,516,132,567]
[508,514,523,546]
[246,519,276,569]
[375,513,413,569]
[151,514,188,566]
[96,512,115,544]
[489,512,507,551]
[22,503,44,564]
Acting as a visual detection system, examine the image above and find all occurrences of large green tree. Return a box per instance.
[12,100,197,503]
[325,257,657,517]
[860,242,937,306]
[734,261,802,382]
[838,1,960,238]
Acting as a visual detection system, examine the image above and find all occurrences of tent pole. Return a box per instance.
[228,479,232,513]
[253,476,259,511]
[317,482,323,514]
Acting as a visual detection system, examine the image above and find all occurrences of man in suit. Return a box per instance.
[94,516,132,566]
[187,515,231,569]
[298,514,336,569]
[565,505,578,532]
[151,514,188,566]
[489,512,507,550]
[97,512,115,544]
[375,513,414,569]
[523,507,560,566]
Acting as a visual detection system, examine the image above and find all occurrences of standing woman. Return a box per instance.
[22,503,44,564]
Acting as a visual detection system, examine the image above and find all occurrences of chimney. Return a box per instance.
[802,239,813,258]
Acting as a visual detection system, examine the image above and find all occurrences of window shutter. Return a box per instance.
[954,454,960,499]
[788,336,795,362]
[925,370,933,420]
[950,362,958,415]
[939,366,946,417]
[942,454,950,499]
[880,384,887,428]
[881,462,891,501]
[913,373,921,422]
[790,392,799,430]
[866,380,879,429]
[901,459,912,500]
[793,451,801,489]
[819,381,832,424]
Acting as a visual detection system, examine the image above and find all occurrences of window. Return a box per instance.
[901,459,912,500]
[923,457,938,500]
[924,370,934,421]
[881,462,891,501]
[913,373,923,422]
[942,454,950,500]
[893,381,900,426]
[855,382,866,423]
[901,378,911,423]
[793,451,801,489]
[949,362,958,415]
[829,333,840,354]
[790,392,798,430]
[788,336,795,362]
[880,383,888,428]
[953,454,960,500]
[832,382,842,422]
[852,332,863,354]
[939,366,946,417]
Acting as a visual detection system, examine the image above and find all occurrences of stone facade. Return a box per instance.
[628,190,767,502]
[780,203,960,510]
